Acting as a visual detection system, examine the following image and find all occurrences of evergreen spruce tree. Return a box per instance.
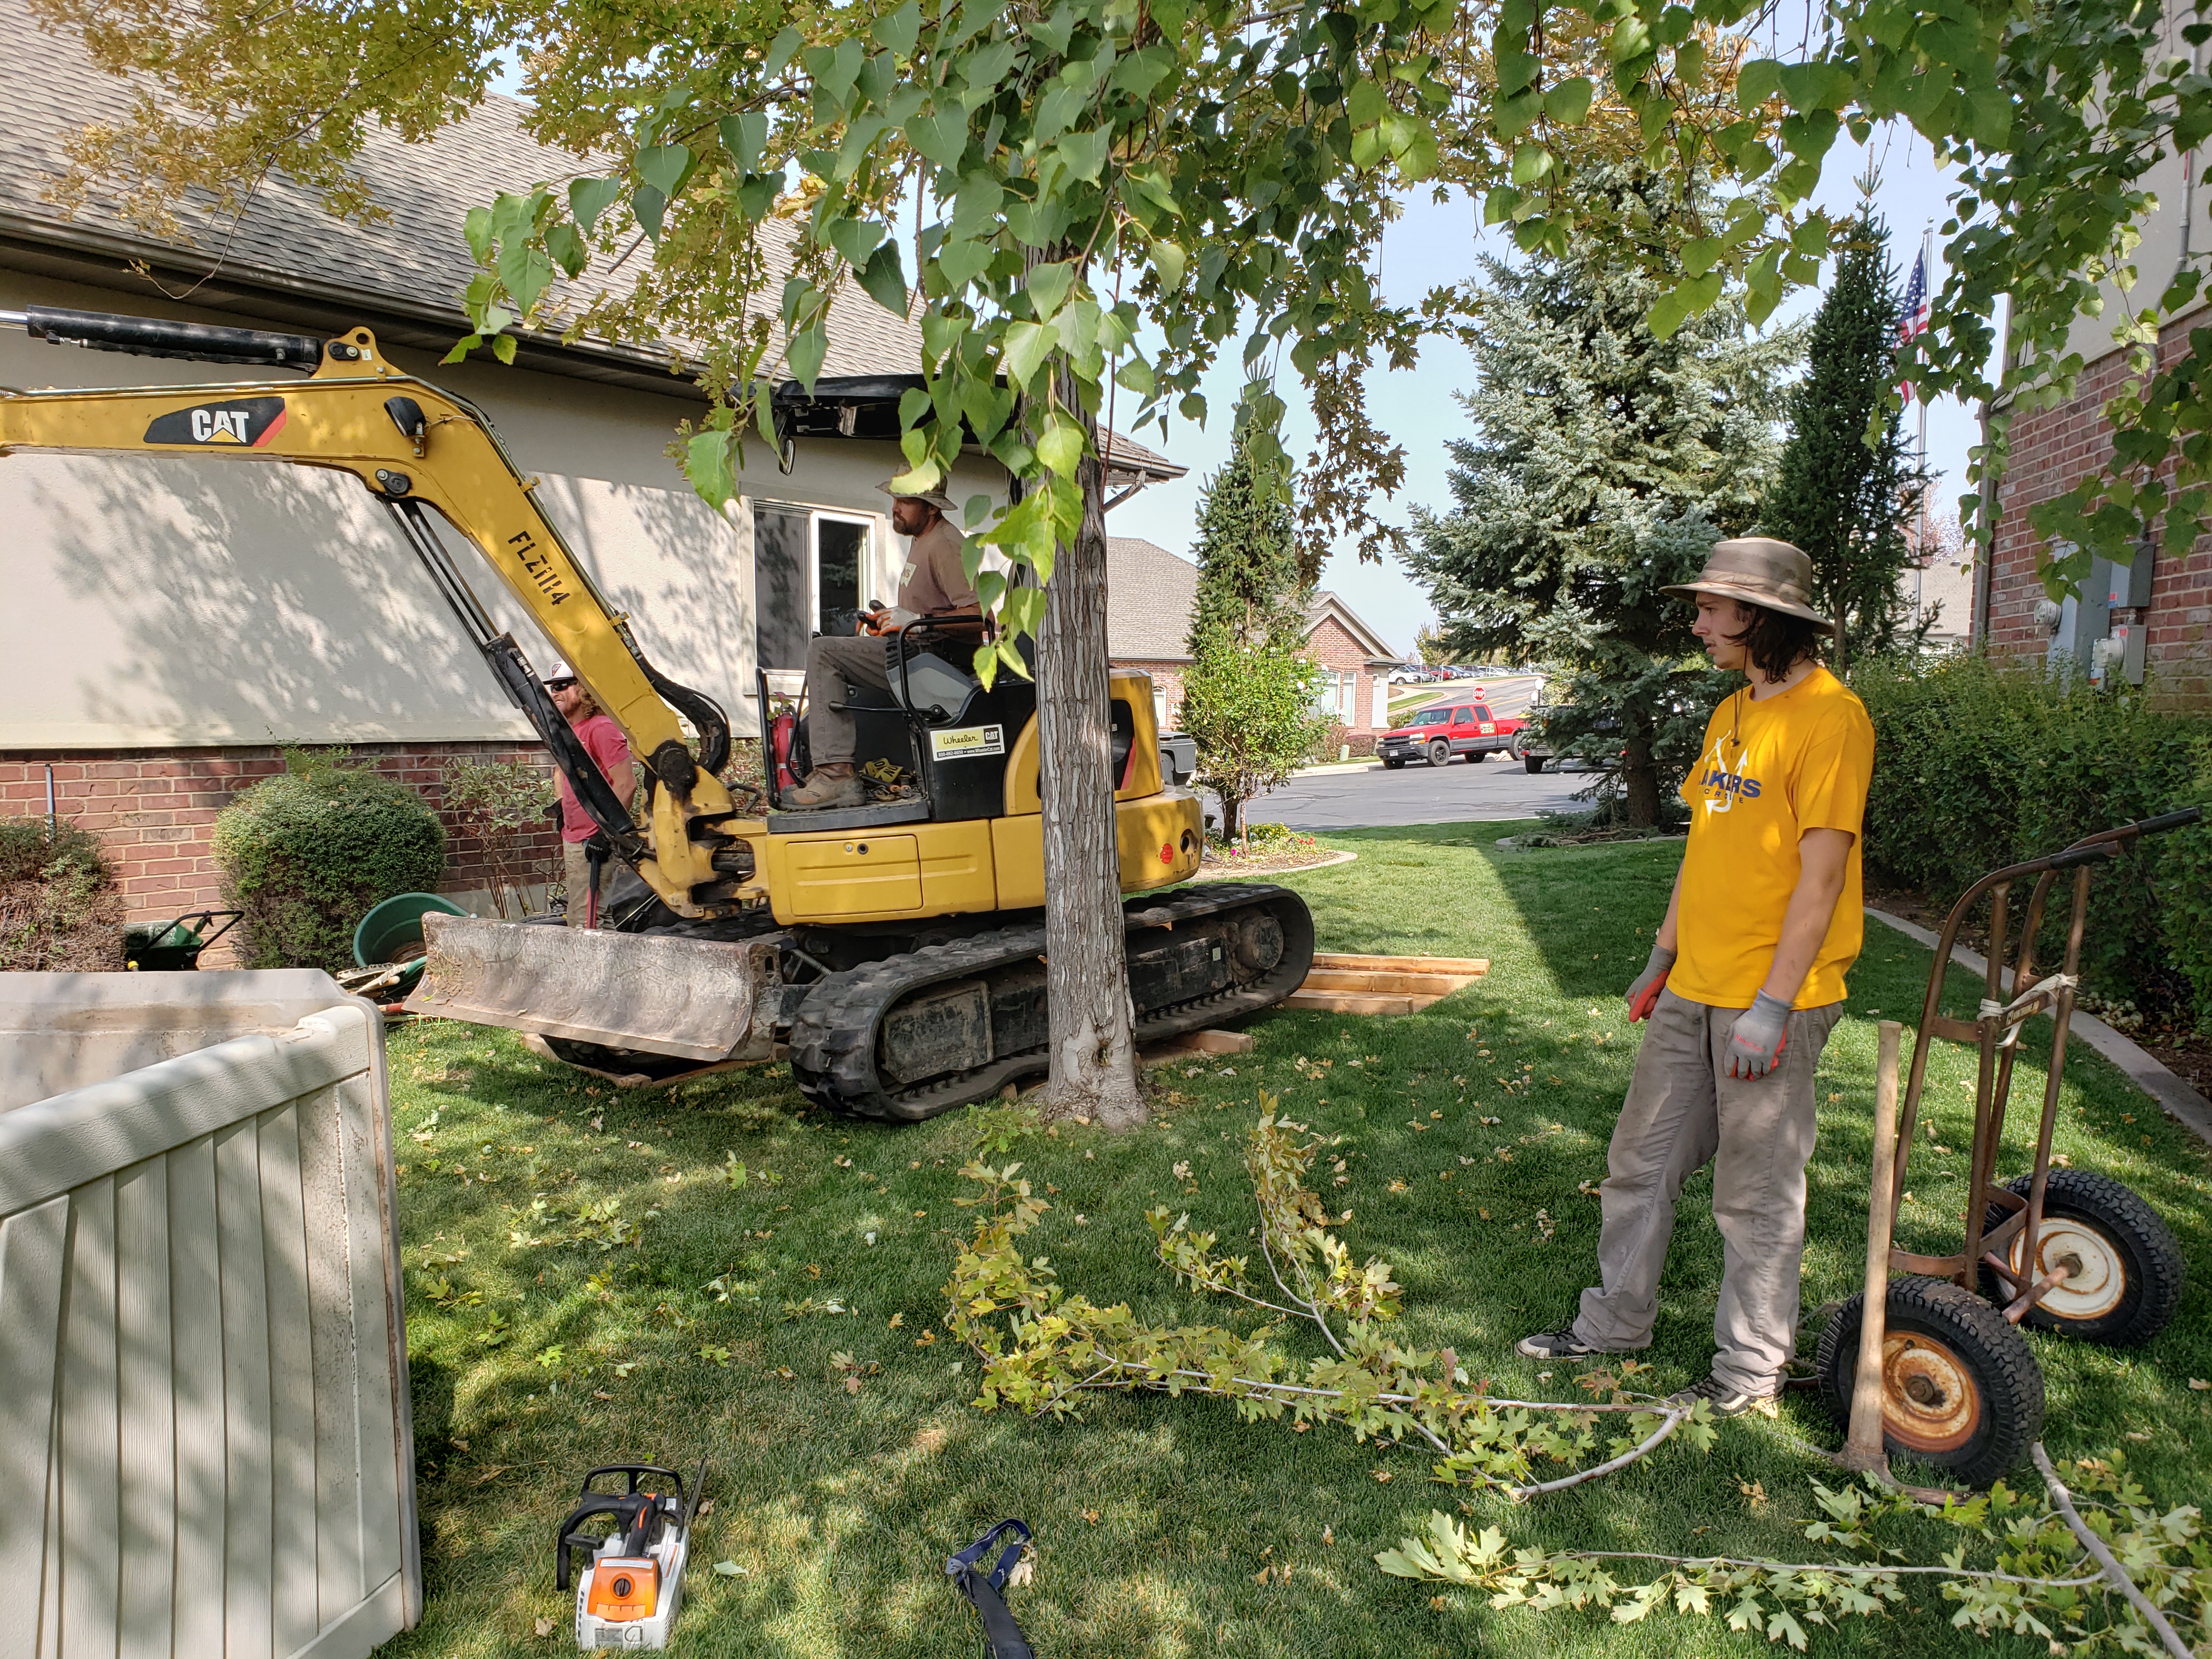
[1180,379,1327,844]
[1406,170,1801,826]
[1762,212,1927,670]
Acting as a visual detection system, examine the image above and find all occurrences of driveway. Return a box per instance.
[1210,753,1591,831]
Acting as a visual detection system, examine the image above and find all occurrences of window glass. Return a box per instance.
[1453,707,1475,724]
[816,517,865,635]
[1474,705,1493,722]
[754,504,810,670]
[1413,708,1449,726]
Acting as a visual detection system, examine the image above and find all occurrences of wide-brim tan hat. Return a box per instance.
[1661,537,1828,626]
[876,478,958,513]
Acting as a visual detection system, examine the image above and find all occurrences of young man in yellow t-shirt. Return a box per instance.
[1516,538,1876,1417]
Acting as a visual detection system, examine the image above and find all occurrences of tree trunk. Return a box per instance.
[1832,610,1847,676]
[1037,387,1144,1128]
[1218,788,1244,845]
[1619,731,1661,828]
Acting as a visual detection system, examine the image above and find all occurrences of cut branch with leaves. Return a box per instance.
[943,1096,1713,1500]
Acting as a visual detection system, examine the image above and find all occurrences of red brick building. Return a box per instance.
[1982,333,2212,706]
[1304,593,1402,757]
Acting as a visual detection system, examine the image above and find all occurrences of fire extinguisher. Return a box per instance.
[770,710,798,793]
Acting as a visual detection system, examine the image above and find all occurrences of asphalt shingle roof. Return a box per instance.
[1106,537,1201,660]
[0,0,1180,482]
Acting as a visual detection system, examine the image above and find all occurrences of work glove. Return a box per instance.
[1723,992,1795,1080]
[1625,943,1676,1022]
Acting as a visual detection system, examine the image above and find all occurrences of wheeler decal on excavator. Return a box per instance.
[143,397,288,448]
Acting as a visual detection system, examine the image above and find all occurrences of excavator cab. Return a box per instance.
[0,303,1313,1119]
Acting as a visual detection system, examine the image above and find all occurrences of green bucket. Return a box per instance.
[353,892,469,972]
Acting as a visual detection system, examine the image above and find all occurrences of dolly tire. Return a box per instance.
[1977,1170,2184,1347]
[1815,1276,2044,1489]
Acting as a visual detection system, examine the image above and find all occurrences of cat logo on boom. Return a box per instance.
[143,397,288,448]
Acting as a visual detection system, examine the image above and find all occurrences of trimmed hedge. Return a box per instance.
[214,748,446,972]
[0,817,123,970]
[1853,654,2210,1024]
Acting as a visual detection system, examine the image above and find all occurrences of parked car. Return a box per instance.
[1377,699,1525,768]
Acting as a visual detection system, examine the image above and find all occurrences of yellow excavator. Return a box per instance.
[0,305,1313,1118]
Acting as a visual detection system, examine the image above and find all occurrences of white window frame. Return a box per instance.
[811,510,876,626]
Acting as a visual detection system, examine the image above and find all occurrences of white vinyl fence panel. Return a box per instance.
[0,994,418,1659]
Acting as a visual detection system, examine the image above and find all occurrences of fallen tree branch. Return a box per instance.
[2032,1443,2194,1659]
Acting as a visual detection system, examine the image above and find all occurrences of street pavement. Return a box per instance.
[1210,752,1590,831]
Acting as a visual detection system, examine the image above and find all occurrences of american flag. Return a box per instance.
[1897,242,1932,402]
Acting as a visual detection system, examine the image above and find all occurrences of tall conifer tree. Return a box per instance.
[1762,211,1926,670]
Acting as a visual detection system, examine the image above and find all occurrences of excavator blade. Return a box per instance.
[404,913,770,1062]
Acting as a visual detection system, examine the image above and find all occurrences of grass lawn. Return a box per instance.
[381,821,2212,1656]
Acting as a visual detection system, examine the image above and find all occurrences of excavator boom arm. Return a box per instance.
[0,308,742,915]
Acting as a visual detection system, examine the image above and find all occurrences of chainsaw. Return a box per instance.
[555,1460,704,1650]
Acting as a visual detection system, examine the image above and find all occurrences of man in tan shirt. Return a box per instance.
[784,482,979,810]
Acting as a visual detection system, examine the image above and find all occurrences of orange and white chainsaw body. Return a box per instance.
[574,1526,687,1649]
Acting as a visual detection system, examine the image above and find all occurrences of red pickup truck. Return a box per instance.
[1378,699,1526,768]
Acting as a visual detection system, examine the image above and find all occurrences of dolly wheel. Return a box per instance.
[1979,1170,2185,1347]
[1815,1276,2044,1489]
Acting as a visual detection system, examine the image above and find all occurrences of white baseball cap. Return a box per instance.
[542,659,577,686]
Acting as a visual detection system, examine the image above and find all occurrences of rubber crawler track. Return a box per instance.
[787,883,1316,1122]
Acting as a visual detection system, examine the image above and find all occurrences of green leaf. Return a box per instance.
[1001,320,1059,391]
[441,334,483,364]
[972,643,1000,690]
[1056,128,1112,184]
[1543,77,1594,125]
[633,183,668,241]
[684,426,737,510]
[1510,144,1553,185]
[1347,77,1385,126]
[1150,239,1186,291]
[855,241,908,315]
[1037,421,1084,479]
[492,334,518,365]
[907,108,969,169]
[635,143,692,198]
[464,206,494,263]
[933,237,992,292]
[754,379,778,447]
[719,111,768,173]
[964,493,992,528]
[1114,357,1155,398]
[785,326,828,394]
[545,222,586,278]
[765,25,804,78]
[498,242,555,318]
[872,0,922,55]
[888,459,944,496]
[737,173,783,221]
[1027,261,1077,321]
[1736,57,1784,110]
[826,216,885,268]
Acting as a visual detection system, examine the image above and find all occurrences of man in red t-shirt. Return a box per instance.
[544,661,636,927]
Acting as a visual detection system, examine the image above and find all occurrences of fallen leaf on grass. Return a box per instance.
[535,1616,557,1637]
[1387,1179,1410,1195]
[2190,1378,2210,1391]
[714,1561,749,1577]
[1372,1469,1393,1483]
[1322,1525,1334,1545]
[1081,1509,1101,1524]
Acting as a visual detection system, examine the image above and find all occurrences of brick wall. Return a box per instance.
[0,740,564,961]
[1304,617,1385,734]
[1991,336,2212,707]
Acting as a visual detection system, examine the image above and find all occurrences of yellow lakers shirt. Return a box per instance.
[1672,666,1876,1010]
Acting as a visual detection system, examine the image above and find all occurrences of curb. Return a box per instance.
[1864,905,2212,1147]
[1199,848,1359,876]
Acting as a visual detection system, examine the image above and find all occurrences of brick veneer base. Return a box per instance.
[1989,334,2212,707]
[0,740,563,963]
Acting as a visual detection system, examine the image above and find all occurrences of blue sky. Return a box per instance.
[1110,123,1983,661]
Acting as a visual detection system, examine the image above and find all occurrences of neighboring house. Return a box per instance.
[1974,3,2211,706]
[0,4,1180,943]
[1305,592,1402,756]
[1104,537,1201,726]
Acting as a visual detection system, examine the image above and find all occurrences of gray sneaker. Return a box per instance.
[1515,1325,1600,1361]
[1663,1374,1780,1418]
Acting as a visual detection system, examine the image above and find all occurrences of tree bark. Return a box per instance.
[1037,384,1144,1128]
[1619,731,1662,828]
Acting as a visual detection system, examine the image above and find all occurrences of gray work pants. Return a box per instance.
[1570,987,1843,1395]
[803,633,894,766]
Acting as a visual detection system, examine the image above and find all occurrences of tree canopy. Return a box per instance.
[1406,169,1798,825]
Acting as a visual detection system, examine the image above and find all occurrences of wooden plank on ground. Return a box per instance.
[1302,969,1481,996]
[1160,1029,1254,1055]
[1279,990,1415,1017]
[1311,952,1489,976]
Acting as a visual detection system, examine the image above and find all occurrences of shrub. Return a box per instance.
[0,817,123,971]
[441,757,555,918]
[2161,740,2212,1031]
[1852,653,2208,1008]
[215,748,446,971]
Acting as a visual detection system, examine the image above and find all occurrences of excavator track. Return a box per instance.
[787,883,1314,1122]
